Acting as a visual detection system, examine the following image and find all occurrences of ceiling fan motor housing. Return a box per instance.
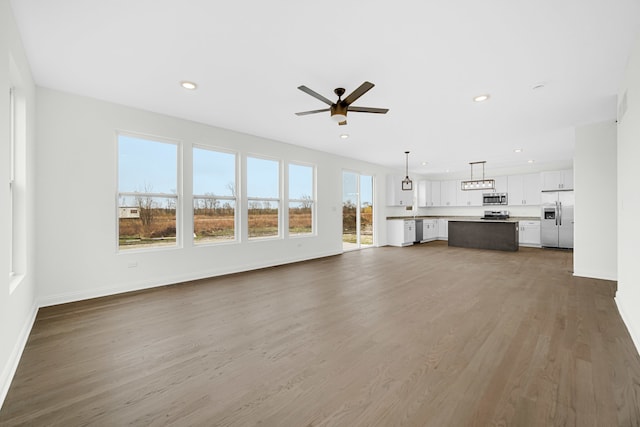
[330,102,348,120]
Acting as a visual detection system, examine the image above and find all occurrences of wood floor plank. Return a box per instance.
[1,242,640,426]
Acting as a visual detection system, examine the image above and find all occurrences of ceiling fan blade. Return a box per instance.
[348,106,389,114]
[338,120,347,126]
[297,86,334,106]
[295,108,330,116]
[343,81,375,106]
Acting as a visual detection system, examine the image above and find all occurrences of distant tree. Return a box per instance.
[226,182,236,197]
[165,189,177,213]
[300,194,313,209]
[202,192,219,215]
[135,183,156,234]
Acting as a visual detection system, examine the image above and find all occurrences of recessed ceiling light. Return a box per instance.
[528,159,535,164]
[473,94,490,102]
[340,134,349,139]
[180,81,197,90]
[421,161,428,166]
[514,148,523,153]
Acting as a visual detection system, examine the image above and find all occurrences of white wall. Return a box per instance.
[35,88,397,306]
[573,121,617,280]
[0,0,38,408]
[617,33,640,352]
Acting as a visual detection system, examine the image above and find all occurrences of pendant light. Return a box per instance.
[461,161,495,191]
[401,151,413,191]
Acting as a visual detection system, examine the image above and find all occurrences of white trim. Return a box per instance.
[573,270,618,282]
[0,302,38,411]
[616,295,640,354]
[38,250,342,308]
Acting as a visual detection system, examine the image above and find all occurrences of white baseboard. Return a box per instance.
[0,302,38,411]
[573,270,618,281]
[39,249,342,308]
[615,295,640,356]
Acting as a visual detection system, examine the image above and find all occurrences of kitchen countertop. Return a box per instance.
[386,215,540,222]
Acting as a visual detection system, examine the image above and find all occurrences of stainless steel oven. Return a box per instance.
[483,192,508,206]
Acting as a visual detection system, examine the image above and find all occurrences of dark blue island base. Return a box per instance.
[448,220,520,252]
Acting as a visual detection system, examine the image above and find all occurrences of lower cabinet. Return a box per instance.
[423,220,438,242]
[387,219,415,247]
[519,221,541,246]
[437,219,448,240]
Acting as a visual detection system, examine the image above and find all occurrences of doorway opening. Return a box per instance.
[342,171,374,251]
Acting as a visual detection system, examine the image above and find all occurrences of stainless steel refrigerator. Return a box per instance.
[541,191,574,248]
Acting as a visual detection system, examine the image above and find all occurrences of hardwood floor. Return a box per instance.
[2,242,639,426]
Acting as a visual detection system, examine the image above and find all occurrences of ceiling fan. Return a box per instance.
[295,81,389,126]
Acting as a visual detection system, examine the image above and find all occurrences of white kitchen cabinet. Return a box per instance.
[493,175,508,193]
[518,220,541,246]
[440,180,457,207]
[437,218,448,240]
[541,169,573,191]
[417,180,431,207]
[386,175,414,206]
[418,180,442,207]
[423,219,438,241]
[387,219,415,247]
[430,181,441,207]
[508,173,541,205]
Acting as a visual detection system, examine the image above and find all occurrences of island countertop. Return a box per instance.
[385,215,538,222]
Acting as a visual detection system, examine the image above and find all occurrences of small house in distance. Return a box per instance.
[119,207,140,219]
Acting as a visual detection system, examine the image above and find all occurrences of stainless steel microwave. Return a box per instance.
[483,193,508,206]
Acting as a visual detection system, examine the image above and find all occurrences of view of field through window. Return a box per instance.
[118,136,316,249]
[193,147,236,244]
[247,157,280,239]
[289,163,314,236]
[118,135,178,250]
[342,172,373,248]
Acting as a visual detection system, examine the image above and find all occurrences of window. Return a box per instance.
[288,163,314,236]
[247,156,280,239]
[193,147,237,244]
[9,86,15,276]
[342,172,374,250]
[8,73,27,292]
[117,134,179,250]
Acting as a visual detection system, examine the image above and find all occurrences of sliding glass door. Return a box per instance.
[342,171,374,251]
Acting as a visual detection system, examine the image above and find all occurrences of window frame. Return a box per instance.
[116,131,182,253]
[287,161,316,237]
[192,144,239,245]
[246,154,281,241]
[9,86,16,277]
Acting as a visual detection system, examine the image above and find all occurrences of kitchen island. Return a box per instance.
[448,219,520,251]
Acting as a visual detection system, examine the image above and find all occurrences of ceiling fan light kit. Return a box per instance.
[296,81,389,126]
[461,161,495,191]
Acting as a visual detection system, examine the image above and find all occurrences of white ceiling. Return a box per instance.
[10,0,640,175]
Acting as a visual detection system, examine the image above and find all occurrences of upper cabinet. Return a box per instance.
[494,176,508,193]
[541,169,573,191]
[440,180,458,207]
[386,175,414,206]
[417,180,431,207]
[430,181,441,207]
[508,173,541,205]
[418,180,441,207]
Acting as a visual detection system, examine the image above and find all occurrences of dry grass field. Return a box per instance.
[119,209,312,248]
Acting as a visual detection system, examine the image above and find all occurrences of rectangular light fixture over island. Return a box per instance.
[461,161,495,191]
